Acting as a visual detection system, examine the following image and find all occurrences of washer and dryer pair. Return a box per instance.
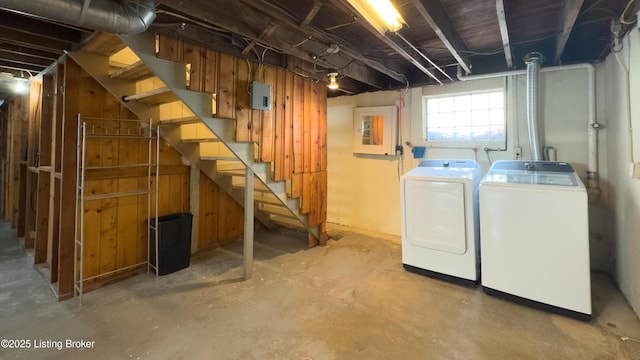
[400,159,591,320]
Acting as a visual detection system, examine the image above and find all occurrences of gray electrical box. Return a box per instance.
[250,81,271,110]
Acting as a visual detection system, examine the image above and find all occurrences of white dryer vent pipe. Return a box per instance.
[525,52,543,161]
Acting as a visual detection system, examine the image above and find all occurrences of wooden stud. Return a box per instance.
[57,59,80,297]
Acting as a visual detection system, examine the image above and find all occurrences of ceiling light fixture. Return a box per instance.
[327,72,339,90]
[347,0,405,34]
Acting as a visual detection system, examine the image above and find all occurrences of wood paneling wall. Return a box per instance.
[0,57,247,298]
[157,35,327,231]
[199,170,244,250]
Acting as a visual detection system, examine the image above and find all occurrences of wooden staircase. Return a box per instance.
[67,32,327,244]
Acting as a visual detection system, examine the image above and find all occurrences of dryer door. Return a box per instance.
[403,180,467,254]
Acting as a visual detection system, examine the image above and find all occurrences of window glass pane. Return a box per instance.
[455,95,471,111]
[489,109,504,125]
[455,111,471,127]
[471,94,488,110]
[490,126,505,140]
[472,126,490,140]
[440,127,455,140]
[424,90,504,142]
[455,127,472,141]
[489,92,504,109]
[428,130,441,141]
[439,112,454,127]
[439,97,455,112]
[472,110,490,126]
[427,98,439,113]
[427,113,439,127]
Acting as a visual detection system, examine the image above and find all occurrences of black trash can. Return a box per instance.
[150,213,193,275]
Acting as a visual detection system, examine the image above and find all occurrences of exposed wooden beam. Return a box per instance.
[0,43,59,61]
[555,0,585,64]
[0,60,47,73]
[300,2,323,27]
[0,28,71,53]
[496,0,513,68]
[0,50,54,68]
[238,0,407,84]
[410,0,471,74]
[242,22,278,55]
[0,11,83,44]
[155,0,393,89]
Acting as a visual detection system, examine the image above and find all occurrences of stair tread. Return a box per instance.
[109,61,153,81]
[270,215,305,229]
[218,168,246,176]
[158,116,200,125]
[125,87,178,105]
[259,203,297,218]
[200,156,237,161]
[181,138,220,143]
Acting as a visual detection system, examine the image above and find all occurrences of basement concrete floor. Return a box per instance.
[1,222,640,360]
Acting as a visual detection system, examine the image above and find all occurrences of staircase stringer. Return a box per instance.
[118,32,318,238]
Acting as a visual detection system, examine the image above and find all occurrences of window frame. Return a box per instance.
[422,88,507,147]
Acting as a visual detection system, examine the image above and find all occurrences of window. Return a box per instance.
[424,90,505,142]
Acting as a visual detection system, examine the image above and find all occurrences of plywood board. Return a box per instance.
[302,81,312,173]
[217,53,236,119]
[273,69,285,181]
[260,67,276,162]
[184,43,204,92]
[283,71,294,180]
[235,59,251,142]
[204,49,219,94]
[34,171,50,264]
[157,35,184,62]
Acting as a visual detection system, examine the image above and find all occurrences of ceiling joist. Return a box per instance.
[410,0,472,74]
[496,0,513,68]
[554,0,584,64]
[155,0,392,90]
[238,0,406,84]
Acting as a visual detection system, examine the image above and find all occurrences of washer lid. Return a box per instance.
[488,160,575,172]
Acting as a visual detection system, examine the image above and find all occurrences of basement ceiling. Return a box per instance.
[0,0,638,100]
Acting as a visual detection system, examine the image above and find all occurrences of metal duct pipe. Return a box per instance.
[0,0,155,34]
[525,52,543,161]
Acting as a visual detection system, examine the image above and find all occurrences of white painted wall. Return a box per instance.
[327,65,612,271]
[597,29,640,317]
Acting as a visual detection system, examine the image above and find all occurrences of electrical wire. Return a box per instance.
[620,0,638,24]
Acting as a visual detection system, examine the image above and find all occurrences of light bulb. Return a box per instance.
[327,73,339,90]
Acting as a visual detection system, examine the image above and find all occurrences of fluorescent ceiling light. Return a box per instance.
[327,72,339,90]
[348,0,405,34]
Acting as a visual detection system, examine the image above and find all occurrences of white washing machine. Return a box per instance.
[401,159,482,286]
[480,160,591,320]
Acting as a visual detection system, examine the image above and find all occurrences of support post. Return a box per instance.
[243,168,254,279]
[189,164,200,255]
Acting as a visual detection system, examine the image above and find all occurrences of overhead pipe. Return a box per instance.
[0,0,155,34]
[524,52,543,161]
